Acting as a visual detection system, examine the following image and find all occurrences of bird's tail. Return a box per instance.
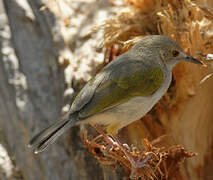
[28,114,77,154]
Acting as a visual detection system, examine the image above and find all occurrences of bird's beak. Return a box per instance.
[185,55,203,65]
[181,52,204,66]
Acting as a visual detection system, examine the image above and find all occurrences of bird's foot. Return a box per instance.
[105,136,119,146]
[129,154,151,179]
[134,154,151,168]
[91,124,118,155]
[113,136,150,168]
[103,136,119,155]
[91,124,151,172]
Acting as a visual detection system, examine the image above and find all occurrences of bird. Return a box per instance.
[28,35,203,167]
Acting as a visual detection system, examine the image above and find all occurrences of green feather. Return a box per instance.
[75,60,164,118]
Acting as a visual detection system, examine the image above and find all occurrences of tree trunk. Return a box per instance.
[0,0,121,179]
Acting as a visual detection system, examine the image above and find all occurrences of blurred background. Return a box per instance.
[0,0,213,179]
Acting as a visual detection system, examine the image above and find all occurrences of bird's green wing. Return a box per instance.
[71,58,164,118]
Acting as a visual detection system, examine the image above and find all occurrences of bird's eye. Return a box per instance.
[172,50,179,57]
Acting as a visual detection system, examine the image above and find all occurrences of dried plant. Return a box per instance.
[98,0,213,56]
[81,130,196,180]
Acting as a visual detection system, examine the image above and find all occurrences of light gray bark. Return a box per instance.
[0,0,123,179]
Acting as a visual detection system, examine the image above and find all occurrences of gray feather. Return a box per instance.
[28,113,79,153]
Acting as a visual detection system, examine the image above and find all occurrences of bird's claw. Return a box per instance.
[134,154,151,168]
[123,143,131,150]
[130,154,152,179]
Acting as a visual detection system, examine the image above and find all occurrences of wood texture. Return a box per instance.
[0,0,121,179]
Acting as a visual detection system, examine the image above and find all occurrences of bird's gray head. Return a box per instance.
[132,35,203,69]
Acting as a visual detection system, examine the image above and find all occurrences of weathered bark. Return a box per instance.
[0,0,121,179]
[0,169,7,180]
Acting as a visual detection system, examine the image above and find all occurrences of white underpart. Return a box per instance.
[85,70,172,130]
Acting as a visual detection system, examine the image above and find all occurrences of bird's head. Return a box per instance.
[133,35,203,69]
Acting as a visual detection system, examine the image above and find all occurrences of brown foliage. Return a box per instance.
[82,131,196,180]
[97,0,213,57]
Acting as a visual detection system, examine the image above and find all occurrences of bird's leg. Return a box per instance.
[113,136,150,169]
[91,124,116,145]
[91,124,118,155]
[91,124,150,170]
